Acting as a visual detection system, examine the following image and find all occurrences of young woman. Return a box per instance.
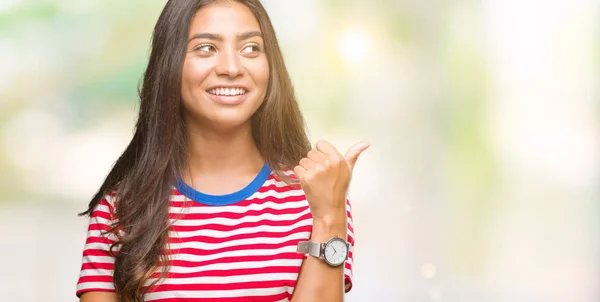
[76,0,369,301]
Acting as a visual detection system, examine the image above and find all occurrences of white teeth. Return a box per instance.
[209,88,247,96]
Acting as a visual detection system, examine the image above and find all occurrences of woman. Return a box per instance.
[76,0,369,301]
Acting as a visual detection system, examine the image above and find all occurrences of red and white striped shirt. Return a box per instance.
[77,166,355,301]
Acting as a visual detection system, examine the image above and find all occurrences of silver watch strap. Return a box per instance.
[296,241,322,258]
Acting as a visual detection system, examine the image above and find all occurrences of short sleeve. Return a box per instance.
[344,198,355,293]
[76,194,119,297]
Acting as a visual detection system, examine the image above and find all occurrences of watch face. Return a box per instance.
[324,238,348,266]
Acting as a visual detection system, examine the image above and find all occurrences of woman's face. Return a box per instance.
[181,1,269,130]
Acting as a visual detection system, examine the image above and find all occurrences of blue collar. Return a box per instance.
[175,163,271,206]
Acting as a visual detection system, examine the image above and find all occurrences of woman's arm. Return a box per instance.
[291,140,369,302]
[291,215,347,302]
[76,194,119,300]
[80,292,119,302]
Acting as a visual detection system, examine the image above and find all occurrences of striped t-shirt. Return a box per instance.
[76,164,355,301]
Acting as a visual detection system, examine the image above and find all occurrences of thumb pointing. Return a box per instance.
[344,141,370,170]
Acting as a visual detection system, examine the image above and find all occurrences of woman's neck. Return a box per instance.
[183,121,264,183]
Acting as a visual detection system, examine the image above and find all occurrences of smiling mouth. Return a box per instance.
[207,87,248,96]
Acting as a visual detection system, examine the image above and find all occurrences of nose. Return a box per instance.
[215,47,244,78]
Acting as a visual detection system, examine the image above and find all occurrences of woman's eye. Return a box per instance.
[195,44,215,53]
[241,44,261,54]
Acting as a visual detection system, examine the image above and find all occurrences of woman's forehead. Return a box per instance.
[190,2,261,38]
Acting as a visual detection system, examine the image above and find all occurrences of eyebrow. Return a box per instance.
[188,31,263,43]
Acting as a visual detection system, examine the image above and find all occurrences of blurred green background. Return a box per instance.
[0,0,598,301]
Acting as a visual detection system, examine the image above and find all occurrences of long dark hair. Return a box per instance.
[80,0,311,300]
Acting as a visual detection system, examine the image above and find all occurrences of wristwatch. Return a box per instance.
[296,235,349,267]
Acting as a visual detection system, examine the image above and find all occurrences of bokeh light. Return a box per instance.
[338,30,371,64]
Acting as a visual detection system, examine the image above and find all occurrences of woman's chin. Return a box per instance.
[202,113,253,131]
[182,96,263,131]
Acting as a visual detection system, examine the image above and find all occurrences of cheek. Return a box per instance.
[247,58,270,90]
[258,59,270,84]
[182,57,212,92]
